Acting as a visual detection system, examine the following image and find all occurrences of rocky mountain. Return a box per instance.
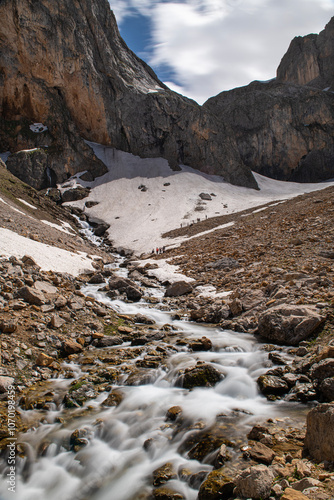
[203,18,334,183]
[0,0,256,190]
[1,1,333,191]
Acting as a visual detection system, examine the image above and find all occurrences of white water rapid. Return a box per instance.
[0,258,305,500]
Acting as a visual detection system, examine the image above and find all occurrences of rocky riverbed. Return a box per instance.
[0,179,334,499]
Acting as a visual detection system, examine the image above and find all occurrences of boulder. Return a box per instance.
[153,463,177,487]
[176,363,223,389]
[310,358,334,383]
[188,336,212,351]
[248,442,275,465]
[108,276,142,302]
[319,377,334,402]
[61,187,90,203]
[62,339,84,356]
[0,319,17,333]
[86,216,110,236]
[35,352,54,367]
[88,273,105,284]
[165,281,193,297]
[257,374,289,396]
[0,376,15,393]
[257,304,325,345]
[18,285,46,305]
[198,469,234,500]
[281,488,309,500]
[234,464,275,499]
[304,403,334,462]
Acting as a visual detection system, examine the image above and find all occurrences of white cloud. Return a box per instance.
[111,0,334,103]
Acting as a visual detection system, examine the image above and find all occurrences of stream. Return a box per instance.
[0,255,306,500]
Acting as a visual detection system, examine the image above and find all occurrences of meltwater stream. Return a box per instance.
[0,259,305,500]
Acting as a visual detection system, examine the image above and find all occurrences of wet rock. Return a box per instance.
[164,281,193,297]
[0,376,15,393]
[179,423,233,463]
[166,406,182,421]
[247,424,269,441]
[286,382,317,403]
[86,216,110,236]
[304,403,334,462]
[18,285,46,305]
[188,336,212,351]
[152,486,185,500]
[153,462,177,486]
[70,428,89,451]
[133,313,155,325]
[197,469,234,500]
[213,443,231,468]
[176,363,223,389]
[102,389,124,407]
[108,276,142,301]
[234,464,275,499]
[88,273,105,284]
[257,374,289,397]
[257,304,325,345]
[247,442,275,465]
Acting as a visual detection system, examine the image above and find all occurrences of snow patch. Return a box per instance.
[62,143,334,255]
[29,123,48,133]
[41,220,76,235]
[0,228,96,276]
[18,199,37,210]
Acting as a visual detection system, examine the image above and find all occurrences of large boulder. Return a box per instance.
[108,275,142,302]
[198,469,234,500]
[175,363,223,390]
[257,304,325,345]
[234,464,274,499]
[165,281,193,297]
[304,403,334,462]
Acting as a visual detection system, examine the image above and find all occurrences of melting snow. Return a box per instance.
[29,123,48,133]
[61,142,334,255]
[0,228,97,276]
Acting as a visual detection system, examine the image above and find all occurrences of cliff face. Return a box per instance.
[204,80,334,182]
[0,0,257,189]
[276,17,334,91]
[204,18,334,182]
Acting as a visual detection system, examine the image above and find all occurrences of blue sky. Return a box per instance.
[110,0,334,104]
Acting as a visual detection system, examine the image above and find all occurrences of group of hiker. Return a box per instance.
[152,246,166,254]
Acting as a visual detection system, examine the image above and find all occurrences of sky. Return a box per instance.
[109,0,334,104]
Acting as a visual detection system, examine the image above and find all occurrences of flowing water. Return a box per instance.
[0,258,305,500]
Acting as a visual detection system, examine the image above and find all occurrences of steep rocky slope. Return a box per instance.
[277,17,334,90]
[203,18,334,183]
[0,0,256,190]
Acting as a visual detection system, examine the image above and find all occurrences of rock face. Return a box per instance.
[257,304,324,345]
[277,17,334,90]
[304,403,334,462]
[203,17,334,183]
[0,0,256,190]
[204,79,334,183]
